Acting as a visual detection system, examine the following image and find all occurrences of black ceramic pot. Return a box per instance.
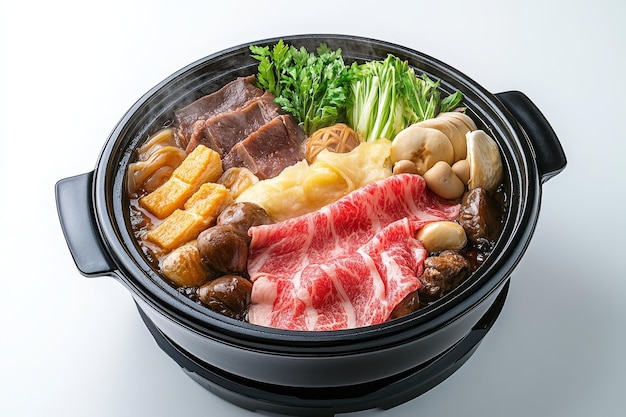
[55,34,566,416]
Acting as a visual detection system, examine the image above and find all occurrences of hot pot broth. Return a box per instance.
[126,41,507,331]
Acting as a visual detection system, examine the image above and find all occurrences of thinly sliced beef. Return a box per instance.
[246,174,461,331]
[222,114,306,180]
[174,76,264,146]
[185,91,281,155]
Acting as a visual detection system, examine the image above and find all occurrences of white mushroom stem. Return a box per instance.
[416,221,467,253]
[451,159,470,184]
[390,125,454,175]
[416,116,467,162]
[423,161,466,200]
[392,159,419,175]
[466,130,503,192]
[438,111,478,132]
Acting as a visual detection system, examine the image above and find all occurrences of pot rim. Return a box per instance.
[91,34,541,350]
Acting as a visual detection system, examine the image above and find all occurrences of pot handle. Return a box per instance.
[495,90,567,183]
[55,171,117,277]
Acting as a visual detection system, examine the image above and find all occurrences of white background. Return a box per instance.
[1,1,625,416]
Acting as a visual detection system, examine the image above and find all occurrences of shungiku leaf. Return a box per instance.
[249,41,352,135]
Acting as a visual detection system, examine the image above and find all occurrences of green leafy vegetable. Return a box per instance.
[347,54,463,142]
[250,41,464,140]
[250,40,352,135]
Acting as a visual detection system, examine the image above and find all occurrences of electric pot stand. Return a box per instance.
[140,281,509,417]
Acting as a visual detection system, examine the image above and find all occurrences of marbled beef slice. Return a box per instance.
[246,174,462,331]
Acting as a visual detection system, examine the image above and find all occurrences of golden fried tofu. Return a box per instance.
[145,182,233,251]
[145,209,207,250]
[139,145,223,219]
[172,145,223,186]
[139,177,193,219]
[160,240,213,287]
[185,183,233,218]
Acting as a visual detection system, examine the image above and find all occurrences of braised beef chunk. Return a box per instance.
[282,110,307,144]
[185,92,281,154]
[458,187,503,244]
[174,76,264,146]
[222,115,306,179]
[418,250,470,305]
[174,77,305,180]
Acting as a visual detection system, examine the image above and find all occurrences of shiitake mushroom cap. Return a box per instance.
[196,275,253,320]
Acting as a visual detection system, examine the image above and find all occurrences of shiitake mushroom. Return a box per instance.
[389,290,420,320]
[418,250,471,304]
[458,187,503,244]
[197,225,249,275]
[196,275,253,320]
[196,203,272,276]
[216,202,272,242]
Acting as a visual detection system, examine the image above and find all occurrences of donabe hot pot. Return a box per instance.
[56,35,566,416]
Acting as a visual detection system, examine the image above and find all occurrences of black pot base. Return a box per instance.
[137,280,508,416]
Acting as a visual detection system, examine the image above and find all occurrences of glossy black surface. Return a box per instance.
[140,281,509,416]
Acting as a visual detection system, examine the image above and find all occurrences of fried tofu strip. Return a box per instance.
[145,183,232,250]
[160,240,211,287]
[139,145,223,219]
